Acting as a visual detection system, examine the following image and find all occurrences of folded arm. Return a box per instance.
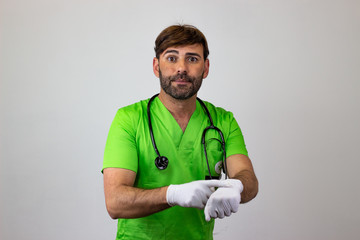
[226,154,258,203]
[103,167,226,219]
[103,168,170,219]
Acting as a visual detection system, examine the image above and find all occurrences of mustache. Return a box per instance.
[169,73,193,82]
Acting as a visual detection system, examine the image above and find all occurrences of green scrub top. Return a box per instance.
[103,96,248,240]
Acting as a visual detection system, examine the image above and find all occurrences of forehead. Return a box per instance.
[161,44,204,56]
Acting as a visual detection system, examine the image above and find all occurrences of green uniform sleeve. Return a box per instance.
[225,113,248,157]
[102,108,138,173]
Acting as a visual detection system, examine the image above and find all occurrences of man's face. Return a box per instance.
[153,44,209,100]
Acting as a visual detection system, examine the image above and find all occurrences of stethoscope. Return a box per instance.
[147,94,228,179]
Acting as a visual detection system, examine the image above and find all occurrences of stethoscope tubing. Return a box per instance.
[147,94,161,157]
[147,94,228,179]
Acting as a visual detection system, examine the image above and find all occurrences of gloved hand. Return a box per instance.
[204,179,243,221]
[166,180,227,209]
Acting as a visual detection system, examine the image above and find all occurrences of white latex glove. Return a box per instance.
[204,179,243,221]
[166,180,227,209]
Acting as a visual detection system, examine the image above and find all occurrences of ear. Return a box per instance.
[202,59,210,79]
[153,57,160,78]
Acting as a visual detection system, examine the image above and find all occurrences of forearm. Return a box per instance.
[233,169,258,203]
[105,185,171,219]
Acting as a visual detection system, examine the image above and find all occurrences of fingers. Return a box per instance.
[168,180,237,210]
[204,203,233,221]
[223,202,231,217]
[204,205,211,222]
[203,183,242,221]
[203,179,229,188]
[217,209,225,219]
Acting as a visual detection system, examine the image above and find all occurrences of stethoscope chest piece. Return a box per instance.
[155,156,169,170]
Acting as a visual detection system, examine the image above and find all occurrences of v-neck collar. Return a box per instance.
[152,97,205,149]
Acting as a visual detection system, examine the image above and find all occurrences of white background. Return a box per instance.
[1,0,359,239]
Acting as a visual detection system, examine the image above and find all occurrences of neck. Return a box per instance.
[158,90,197,132]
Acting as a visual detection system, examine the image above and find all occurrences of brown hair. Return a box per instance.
[154,24,209,60]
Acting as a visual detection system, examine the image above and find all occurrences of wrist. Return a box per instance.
[166,184,176,206]
[226,179,244,193]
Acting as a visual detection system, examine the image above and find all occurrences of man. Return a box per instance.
[103,24,258,240]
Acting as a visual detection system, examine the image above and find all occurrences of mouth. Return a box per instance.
[171,74,192,83]
[174,78,189,82]
[172,78,192,86]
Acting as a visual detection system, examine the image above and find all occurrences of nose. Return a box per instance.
[176,59,187,75]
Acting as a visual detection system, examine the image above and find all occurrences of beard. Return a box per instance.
[159,69,204,100]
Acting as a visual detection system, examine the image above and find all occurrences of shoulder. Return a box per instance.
[110,98,151,132]
[114,98,150,121]
[200,99,235,121]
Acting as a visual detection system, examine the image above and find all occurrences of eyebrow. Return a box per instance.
[186,52,202,58]
[163,50,202,58]
[164,49,179,55]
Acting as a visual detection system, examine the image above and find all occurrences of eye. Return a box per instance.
[167,56,177,62]
[187,56,198,63]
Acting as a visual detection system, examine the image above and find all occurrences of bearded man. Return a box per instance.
[102,24,258,240]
